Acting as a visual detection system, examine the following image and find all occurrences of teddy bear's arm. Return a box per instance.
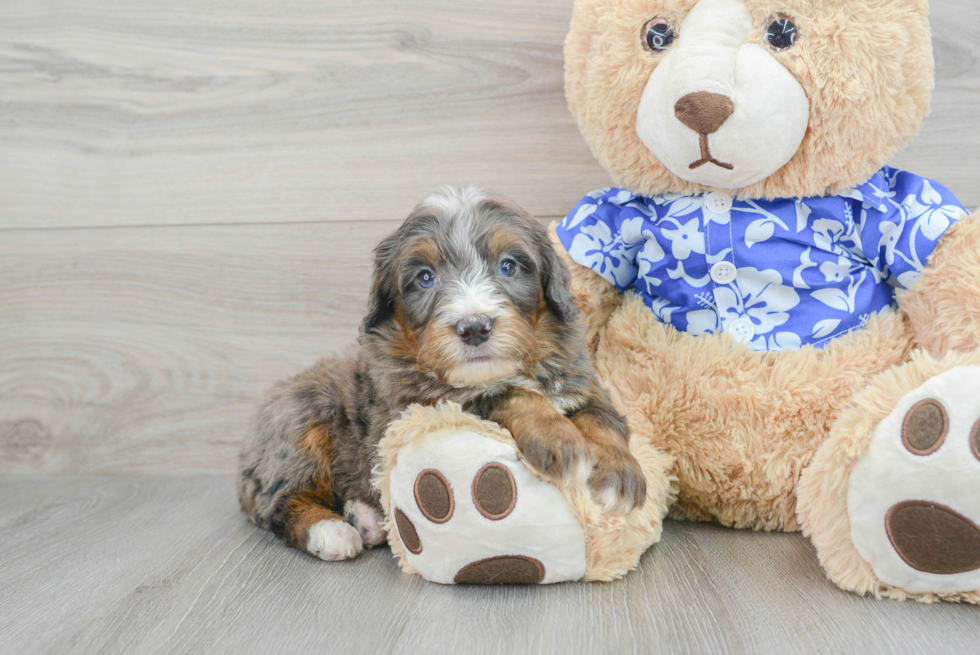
[549,223,624,352]
[898,210,980,358]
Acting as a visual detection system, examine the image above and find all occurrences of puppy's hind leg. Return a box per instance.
[272,486,363,561]
[343,499,387,548]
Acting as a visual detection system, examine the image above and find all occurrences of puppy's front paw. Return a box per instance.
[516,424,591,487]
[307,519,363,561]
[588,447,647,514]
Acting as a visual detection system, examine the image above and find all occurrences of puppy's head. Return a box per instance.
[362,187,577,387]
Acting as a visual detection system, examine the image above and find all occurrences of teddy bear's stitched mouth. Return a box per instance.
[689,134,734,171]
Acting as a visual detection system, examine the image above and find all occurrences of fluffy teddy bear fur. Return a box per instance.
[798,347,980,604]
[557,0,980,602]
[554,228,913,529]
[375,401,677,581]
[565,0,934,201]
[553,209,980,602]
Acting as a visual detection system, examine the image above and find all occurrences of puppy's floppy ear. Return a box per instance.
[361,229,401,335]
[487,193,580,324]
[536,227,579,323]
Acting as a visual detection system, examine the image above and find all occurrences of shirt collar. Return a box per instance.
[607,168,892,213]
[839,169,890,212]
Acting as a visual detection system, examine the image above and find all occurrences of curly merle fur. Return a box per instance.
[238,187,645,559]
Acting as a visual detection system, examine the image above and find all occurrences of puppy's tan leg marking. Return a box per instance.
[569,411,646,514]
[277,424,362,560]
[283,491,363,561]
[491,389,591,486]
[298,424,331,460]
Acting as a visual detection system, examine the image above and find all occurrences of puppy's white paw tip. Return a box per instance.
[307,520,363,561]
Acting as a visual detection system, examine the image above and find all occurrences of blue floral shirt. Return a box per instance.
[556,167,968,351]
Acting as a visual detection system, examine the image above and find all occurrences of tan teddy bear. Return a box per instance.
[550,0,980,602]
[376,0,980,602]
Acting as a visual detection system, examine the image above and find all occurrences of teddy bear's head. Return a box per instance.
[566,0,934,200]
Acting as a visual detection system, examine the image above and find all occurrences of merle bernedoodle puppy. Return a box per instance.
[238,187,645,561]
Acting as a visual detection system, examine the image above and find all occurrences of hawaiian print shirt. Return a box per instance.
[556,167,968,351]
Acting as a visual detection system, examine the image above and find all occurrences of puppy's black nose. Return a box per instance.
[455,316,494,346]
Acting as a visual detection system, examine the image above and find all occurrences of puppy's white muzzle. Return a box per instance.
[635,0,810,189]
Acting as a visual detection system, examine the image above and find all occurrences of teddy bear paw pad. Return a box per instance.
[453,555,545,584]
[848,366,980,594]
[388,430,586,584]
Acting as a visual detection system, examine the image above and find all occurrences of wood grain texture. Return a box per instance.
[0,476,977,655]
[2,3,979,650]
[2,0,979,474]
[0,220,397,474]
[1,0,979,230]
[0,0,596,229]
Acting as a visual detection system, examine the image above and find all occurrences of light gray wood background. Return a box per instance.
[1,1,978,653]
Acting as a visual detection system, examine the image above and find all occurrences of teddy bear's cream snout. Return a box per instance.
[635,0,810,190]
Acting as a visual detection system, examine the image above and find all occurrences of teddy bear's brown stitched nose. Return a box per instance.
[674,92,736,135]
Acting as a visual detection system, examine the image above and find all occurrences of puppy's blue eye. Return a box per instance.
[417,270,436,289]
[498,259,517,277]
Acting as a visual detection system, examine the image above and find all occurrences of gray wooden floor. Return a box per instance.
[1,476,979,655]
[2,1,979,653]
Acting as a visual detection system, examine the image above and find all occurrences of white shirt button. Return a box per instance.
[710,261,738,284]
[705,192,734,214]
[728,317,755,343]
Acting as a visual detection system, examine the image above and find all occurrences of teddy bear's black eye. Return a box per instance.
[766,16,799,51]
[642,18,676,53]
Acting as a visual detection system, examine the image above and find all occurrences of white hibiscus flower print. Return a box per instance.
[904,180,968,241]
[714,268,800,336]
[558,172,965,353]
[618,216,649,246]
[793,247,817,289]
[565,201,598,230]
[811,269,869,314]
[877,220,903,267]
[812,219,846,254]
[741,201,789,248]
[751,332,803,352]
[661,196,702,220]
[685,309,720,336]
[636,239,667,293]
[567,220,639,288]
[648,297,680,324]
[819,256,852,283]
[662,217,705,260]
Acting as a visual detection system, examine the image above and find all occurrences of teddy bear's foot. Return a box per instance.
[800,354,980,603]
[385,428,587,584]
[848,366,980,593]
[375,402,675,585]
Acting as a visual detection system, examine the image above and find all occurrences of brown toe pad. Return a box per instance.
[414,469,454,523]
[886,501,980,574]
[901,399,948,456]
[472,463,517,520]
[453,556,545,584]
[394,508,422,555]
